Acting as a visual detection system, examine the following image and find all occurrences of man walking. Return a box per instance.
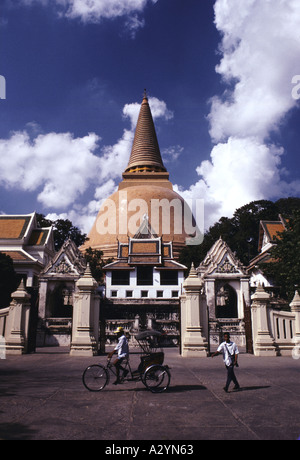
[211,332,240,392]
[107,327,129,385]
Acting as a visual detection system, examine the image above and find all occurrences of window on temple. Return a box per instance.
[160,270,178,286]
[137,266,153,285]
[111,270,130,285]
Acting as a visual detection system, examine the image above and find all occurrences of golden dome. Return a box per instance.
[81,92,197,260]
[81,183,190,260]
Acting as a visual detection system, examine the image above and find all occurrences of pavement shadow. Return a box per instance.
[0,422,37,440]
[238,385,271,392]
[167,384,207,393]
[109,384,207,393]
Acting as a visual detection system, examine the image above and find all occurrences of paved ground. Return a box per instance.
[0,347,299,441]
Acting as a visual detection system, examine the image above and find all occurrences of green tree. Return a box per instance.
[83,247,113,284]
[36,214,87,251]
[179,198,300,270]
[0,253,18,308]
[260,211,300,302]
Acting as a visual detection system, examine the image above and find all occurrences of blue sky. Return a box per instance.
[0,0,299,233]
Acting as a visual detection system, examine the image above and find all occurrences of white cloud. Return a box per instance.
[210,0,300,143]
[0,130,101,208]
[59,0,157,22]
[16,0,158,34]
[176,0,300,229]
[162,145,183,163]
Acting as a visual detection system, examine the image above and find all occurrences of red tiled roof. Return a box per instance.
[1,250,34,262]
[0,216,31,239]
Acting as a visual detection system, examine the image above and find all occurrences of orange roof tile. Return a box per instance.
[1,250,32,261]
[0,216,31,239]
[264,222,285,241]
[27,229,49,246]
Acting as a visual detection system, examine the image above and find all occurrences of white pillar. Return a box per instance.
[70,264,99,357]
[181,264,208,357]
[251,283,277,356]
[290,291,300,346]
[5,280,31,355]
[0,335,6,359]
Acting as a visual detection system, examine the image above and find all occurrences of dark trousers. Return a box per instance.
[225,364,239,390]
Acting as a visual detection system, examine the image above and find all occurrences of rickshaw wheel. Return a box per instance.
[143,364,171,393]
[82,365,109,391]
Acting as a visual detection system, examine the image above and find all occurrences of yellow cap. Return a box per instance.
[115,327,124,334]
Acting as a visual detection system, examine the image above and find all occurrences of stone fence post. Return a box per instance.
[290,291,300,346]
[180,263,208,357]
[70,264,100,356]
[251,283,277,356]
[5,280,31,355]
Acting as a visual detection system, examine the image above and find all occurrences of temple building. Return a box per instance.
[196,237,250,348]
[81,93,195,261]
[1,95,297,358]
[248,215,288,290]
[0,212,55,289]
[81,93,192,341]
[0,212,55,351]
[102,215,186,342]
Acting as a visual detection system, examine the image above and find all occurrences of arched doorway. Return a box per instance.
[216,283,238,318]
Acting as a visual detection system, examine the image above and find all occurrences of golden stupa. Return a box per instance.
[81,93,193,260]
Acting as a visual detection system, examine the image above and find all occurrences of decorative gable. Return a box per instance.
[197,237,247,278]
[42,239,86,277]
[49,255,78,275]
[216,256,239,274]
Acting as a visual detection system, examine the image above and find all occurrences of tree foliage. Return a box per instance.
[84,247,113,284]
[260,210,300,301]
[179,197,300,271]
[37,214,87,251]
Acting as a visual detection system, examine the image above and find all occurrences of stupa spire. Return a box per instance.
[124,91,167,174]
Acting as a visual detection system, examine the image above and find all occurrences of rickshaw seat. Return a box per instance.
[137,352,164,373]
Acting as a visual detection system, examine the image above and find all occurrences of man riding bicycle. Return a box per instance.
[107,327,129,385]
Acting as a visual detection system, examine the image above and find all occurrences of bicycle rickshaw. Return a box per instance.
[82,330,171,393]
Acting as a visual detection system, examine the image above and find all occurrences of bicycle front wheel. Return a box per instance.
[82,365,109,391]
[143,365,171,393]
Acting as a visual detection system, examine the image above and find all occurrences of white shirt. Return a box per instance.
[217,340,239,366]
[114,334,129,359]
